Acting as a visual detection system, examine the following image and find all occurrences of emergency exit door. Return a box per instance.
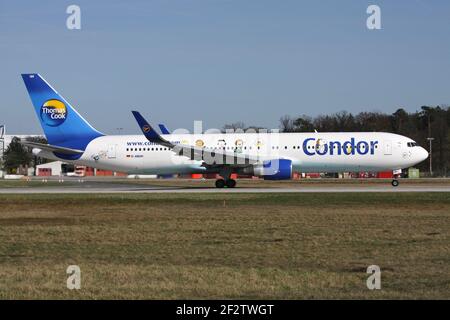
[383,141,392,155]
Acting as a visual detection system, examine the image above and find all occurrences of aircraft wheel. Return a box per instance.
[391,179,399,187]
[226,179,236,188]
[215,179,226,188]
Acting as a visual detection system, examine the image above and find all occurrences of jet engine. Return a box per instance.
[242,159,293,180]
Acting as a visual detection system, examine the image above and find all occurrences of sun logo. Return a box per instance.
[315,139,327,153]
[235,139,244,153]
[195,139,205,148]
[142,125,151,133]
[346,144,353,154]
[315,139,321,150]
[40,99,67,127]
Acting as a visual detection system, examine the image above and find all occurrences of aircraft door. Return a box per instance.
[383,141,392,155]
[107,144,117,159]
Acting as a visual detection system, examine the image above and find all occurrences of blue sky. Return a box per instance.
[1,0,450,134]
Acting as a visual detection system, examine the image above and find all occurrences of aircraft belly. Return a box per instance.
[297,154,401,172]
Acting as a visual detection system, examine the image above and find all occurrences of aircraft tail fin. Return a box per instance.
[131,111,173,147]
[158,123,170,134]
[21,74,103,151]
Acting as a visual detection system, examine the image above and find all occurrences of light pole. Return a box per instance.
[0,125,5,158]
[0,125,5,176]
[427,137,434,177]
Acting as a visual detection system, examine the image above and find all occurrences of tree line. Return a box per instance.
[1,137,48,175]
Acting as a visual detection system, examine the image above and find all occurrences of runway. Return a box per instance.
[1,180,449,193]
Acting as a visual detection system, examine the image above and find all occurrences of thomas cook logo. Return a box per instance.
[40,99,67,127]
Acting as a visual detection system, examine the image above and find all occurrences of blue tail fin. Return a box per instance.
[21,74,103,151]
[158,123,170,134]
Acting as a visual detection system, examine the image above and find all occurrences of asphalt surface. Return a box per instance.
[0,180,449,193]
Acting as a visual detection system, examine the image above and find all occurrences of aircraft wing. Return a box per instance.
[131,111,259,167]
[19,140,84,155]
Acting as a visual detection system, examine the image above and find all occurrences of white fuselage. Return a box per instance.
[35,132,428,175]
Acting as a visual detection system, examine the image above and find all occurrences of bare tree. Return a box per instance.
[279,115,294,132]
[222,122,246,133]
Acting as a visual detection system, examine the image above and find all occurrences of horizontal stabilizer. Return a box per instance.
[19,140,84,155]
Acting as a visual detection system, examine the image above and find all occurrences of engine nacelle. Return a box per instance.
[247,159,293,180]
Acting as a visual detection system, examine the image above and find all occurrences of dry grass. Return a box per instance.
[0,193,449,299]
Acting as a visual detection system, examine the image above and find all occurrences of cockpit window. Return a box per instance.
[407,142,418,147]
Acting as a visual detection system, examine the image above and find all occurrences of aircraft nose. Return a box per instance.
[418,147,429,162]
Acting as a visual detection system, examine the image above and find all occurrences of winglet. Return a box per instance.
[131,111,173,147]
[158,124,170,134]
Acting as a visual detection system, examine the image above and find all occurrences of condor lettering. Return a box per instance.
[303,138,378,156]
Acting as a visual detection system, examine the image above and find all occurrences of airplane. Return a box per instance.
[20,73,429,188]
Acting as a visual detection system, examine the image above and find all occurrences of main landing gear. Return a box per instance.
[215,168,237,188]
[215,178,236,188]
[391,179,399,187]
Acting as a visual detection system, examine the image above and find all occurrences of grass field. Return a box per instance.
[0,192,449,299]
